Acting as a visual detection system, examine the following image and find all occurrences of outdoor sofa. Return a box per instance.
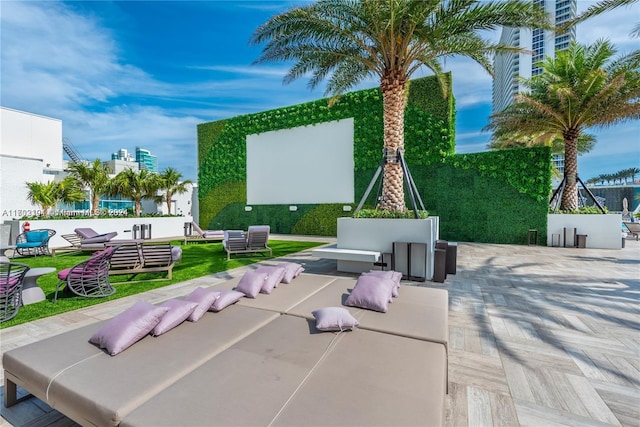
[3,270,448,426]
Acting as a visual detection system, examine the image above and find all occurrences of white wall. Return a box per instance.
[152,182,196,217]
[547,214,623,249]
[246,118,354,205]
[0,155,46,222]
[1,107,63,170]
[6,216,192,248]
[336,217,439,279]
[1,107,64,222]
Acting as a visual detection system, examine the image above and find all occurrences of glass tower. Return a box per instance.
[135,147,158,173]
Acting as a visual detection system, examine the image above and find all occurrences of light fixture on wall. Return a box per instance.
[343,205,352,212]
[244,206,253,212]
[289,205,298,212]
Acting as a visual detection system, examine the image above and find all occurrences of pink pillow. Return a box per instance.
[89,301,169,355]
[151,299,199,336]
[277,262,304,284]
[235,270,268,298]
[184,287,219,321]
[344,275,394,313]
[363,270,402,297]
[209,290,243,312]
[312,307,359,332]
[255,266,286,294]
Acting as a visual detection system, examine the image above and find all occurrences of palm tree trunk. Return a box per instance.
[166,193,172,215]
[561,131,580,211]
[92,192,100,218]
[378,71,406,213]
[135,199,141,217]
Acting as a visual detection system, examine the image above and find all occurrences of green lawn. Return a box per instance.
[2,240,323,329]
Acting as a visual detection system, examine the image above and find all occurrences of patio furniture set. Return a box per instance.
[3,267,449,426]
[1,224,273,322]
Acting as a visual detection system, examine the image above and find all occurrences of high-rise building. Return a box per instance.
[111,148,135,162]
[492,0,577,113]
[135,147,158,173]
[492,0,576,177]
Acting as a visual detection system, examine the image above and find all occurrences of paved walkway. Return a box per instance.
[1,237,638,426]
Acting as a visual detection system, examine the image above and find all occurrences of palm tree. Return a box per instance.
[111,168,160,217]
[25,177,84,216]
[251,0,548,213]
[486,40,640,211]
[67,159,113,217]
[627,167,640,183]
[155,167,192,215]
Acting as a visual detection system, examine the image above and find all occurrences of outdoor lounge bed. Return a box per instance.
[3,272,449,426]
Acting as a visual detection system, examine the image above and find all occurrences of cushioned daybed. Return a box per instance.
[3,272,448,427]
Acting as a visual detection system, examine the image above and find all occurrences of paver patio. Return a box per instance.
[1,236,638,426]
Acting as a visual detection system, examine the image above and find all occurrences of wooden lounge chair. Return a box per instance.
[53,247,118,302]
[0,261,30,322]
[623,221,640,240]
[222,225,272,260]
[108,241,177,282]
[14,229,56,257]
[184,222,224,244]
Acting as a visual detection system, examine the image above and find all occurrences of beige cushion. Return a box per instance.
[4,306,278,427]
[211,272,339,314]
[287,278,449,347]
[120,315,341,426]
[120,315,446,427]
[272,328,447,427]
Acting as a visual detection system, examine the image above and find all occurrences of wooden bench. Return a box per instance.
[108,241,176,282]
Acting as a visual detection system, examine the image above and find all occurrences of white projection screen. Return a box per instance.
[246,118,355,205]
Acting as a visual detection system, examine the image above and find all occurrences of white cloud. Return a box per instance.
[61,106,201,177]
[1,0,637,185]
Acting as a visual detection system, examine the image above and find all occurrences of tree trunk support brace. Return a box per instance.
[354,149,425,218]
[550,174,606,213]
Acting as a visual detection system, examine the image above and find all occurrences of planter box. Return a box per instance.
[547,214,622,249]
[5,216,192,249]
[335,217,439,279]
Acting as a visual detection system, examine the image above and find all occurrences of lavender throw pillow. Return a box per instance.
[184,287,219,321]
[210,290,243,312]
[256,266,286,294]
[151,299,199,336]
[344,275,394,313]
[235,270,269,298]
[363,270,402,297]
[89,301,169,355]
[277,262,304,284]
[312,307,359,332]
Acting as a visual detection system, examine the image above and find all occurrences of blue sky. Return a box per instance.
[1,0,638,182]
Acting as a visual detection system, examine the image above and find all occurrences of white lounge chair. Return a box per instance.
[184,222,224,244]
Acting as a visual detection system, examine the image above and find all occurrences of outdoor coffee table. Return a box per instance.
[22,267,55,305]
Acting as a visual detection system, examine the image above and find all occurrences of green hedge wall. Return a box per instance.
[197,74,552,244]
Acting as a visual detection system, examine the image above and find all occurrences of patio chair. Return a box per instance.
[0,261,30,322]
[623,221,640,240]
[184,222,224,244]
[53,246,118,302]
[222,225,272,260]
[15,229,56,257]
[74,228,118,245]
